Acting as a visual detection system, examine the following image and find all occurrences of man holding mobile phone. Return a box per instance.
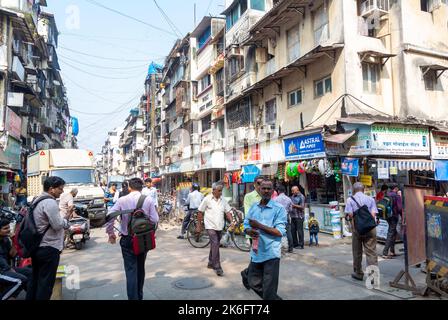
[243,178,287,300]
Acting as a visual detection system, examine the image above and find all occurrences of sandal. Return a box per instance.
[382,255,393,259]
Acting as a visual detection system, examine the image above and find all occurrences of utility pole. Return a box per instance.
[150,73,156,175]
[194,3,197,28]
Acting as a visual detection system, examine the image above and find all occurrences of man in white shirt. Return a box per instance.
[197,182,233,276]
[142,178,158,209]
[59,188,78,220]
[178,183,204,239]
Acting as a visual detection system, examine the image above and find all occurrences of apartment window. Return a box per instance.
[314,3,329,45]
[216,68,224,96]
[200,74,211,93]
[201,114,212,132]
[424,69,438,91]
[314,76,332,98]
[227,98,251,129]
[265,99,277,125]
[228,56,244,80]
[226,0,249,30]
[362,62,381,94]
[198,26,211,50]
[287,25,300,63]
[288,88,303,107]
[251,0,265,11]
[420,0,447,12]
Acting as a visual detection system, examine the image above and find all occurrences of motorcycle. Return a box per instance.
[160,196,174,221]
[67,205,90,250]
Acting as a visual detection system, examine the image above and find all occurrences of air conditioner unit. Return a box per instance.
[229,46,242,56]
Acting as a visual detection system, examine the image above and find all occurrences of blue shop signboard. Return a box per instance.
[284,133,326,160]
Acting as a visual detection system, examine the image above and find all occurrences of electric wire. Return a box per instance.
[62,73,142,104]
[59,54,148,71]
[59,46,154,62]
[305,95,345,128]
[83,0,178,37]
[152,0,183,38]
[60,59,147,80]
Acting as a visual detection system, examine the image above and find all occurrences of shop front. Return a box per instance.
[431,130,448,196]
[223,143,262,209]
[330,121,435,241]
[282,131,345,236]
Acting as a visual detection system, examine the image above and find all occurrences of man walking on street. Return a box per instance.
[345,182,379,281]
[28,177,68,300]
[274,185,294,253]
[142,178,158,210]
[106,178,159,300]
[244,176,263,214]
[196,182,233,276]
[244,178,287,300]
[382,184,403,259]
[59,188,78,220]
[178,183,203,239]
[290,186,305,249]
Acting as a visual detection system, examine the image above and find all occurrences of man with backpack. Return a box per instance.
[345,182,379,281]
[105,178,159,300]
[382,184,403,259]
[26,176,68,300]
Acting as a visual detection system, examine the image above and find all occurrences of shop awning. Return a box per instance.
[323,130,357,144]
[241,165,262,183]
[377,159,435,171]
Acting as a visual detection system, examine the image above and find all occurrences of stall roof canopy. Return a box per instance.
[323,130,357,144]
[376,159,435,171]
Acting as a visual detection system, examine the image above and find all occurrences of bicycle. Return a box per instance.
[186,208,252,252]
[186,210,210,248]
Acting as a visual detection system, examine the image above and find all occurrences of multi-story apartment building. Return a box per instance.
[110,0,447,208]
[100,126,124,181]
[0,0,74,173]
[190,16,227,188]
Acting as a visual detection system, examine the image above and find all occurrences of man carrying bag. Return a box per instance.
[105,178,159,300]
[345,182,379,281]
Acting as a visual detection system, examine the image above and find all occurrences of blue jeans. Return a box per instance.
[310,233,318,245]
[120,236,148,300]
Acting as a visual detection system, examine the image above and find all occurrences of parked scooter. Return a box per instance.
[67,205,90,250]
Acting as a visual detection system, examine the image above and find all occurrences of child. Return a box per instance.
[308,212,320,247]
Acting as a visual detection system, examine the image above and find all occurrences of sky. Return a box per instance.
[46,0,226,154]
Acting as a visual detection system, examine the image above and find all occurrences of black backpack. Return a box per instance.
[128,195,156,255]
[18,196,53,258]
[350,196,377,236]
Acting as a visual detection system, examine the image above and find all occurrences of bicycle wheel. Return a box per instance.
[187,221,210,248]
[231,231,252,252]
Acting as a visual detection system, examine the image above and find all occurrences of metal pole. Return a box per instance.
[150,73,156,175]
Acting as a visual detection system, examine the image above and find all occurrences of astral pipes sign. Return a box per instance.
[284,133,326,160]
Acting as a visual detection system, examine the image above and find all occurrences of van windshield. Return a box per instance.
[50,169,95,185]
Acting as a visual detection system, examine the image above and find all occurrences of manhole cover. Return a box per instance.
[173,277,214,290]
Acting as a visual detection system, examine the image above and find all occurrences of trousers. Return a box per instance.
[120,236,148,300]
[352,228,378,276]
[383,216,399,256]
[28,246,60,300]
[206,230,222,270]
[291,217,304,247]
[247,258,282,300]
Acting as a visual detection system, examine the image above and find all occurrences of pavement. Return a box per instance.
[56,223,446,300]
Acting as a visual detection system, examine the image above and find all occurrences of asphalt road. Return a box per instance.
[59,222,415,300]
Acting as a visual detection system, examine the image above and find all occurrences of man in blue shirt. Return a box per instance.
[244,178,287,300]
